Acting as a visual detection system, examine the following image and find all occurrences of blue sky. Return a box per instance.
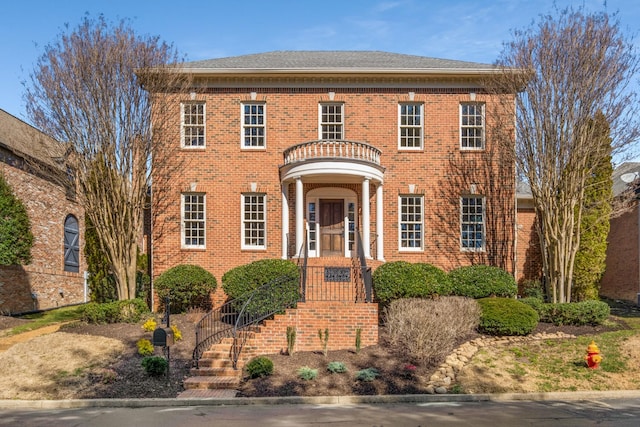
[1,0,638,123]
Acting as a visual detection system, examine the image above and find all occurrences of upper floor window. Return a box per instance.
[319,103,343,140]
[461,196,485,251]
[460,103,485,149]
[242,193,266,250]
[182,193,205,248]
[399,103,423,149]
[63,215,80,272]
[242,103,266,148]
[399,195,423,251]
[181,102,205,148]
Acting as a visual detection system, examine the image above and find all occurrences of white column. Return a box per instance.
[362,177,371,258]
[376,183,384,261]
[295,177,304,256]
[281,183,289,259]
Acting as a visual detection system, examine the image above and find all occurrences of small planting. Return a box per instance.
[327,361,348,374]
[402,363,417,378]
[142,318,157,332]
[286,326,296,355]
[298,366,318,380]
[141,356,168,376]
[318,328,329,357]
[136,338,154,356]
[170,324,183,341]
[355,328,362,354]
[245,356,274,378]
[355,367,379,382]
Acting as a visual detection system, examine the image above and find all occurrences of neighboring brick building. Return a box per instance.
[150,51,520,351]
[0,109,86,314]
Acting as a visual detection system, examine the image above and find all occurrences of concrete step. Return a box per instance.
[177,389,238,399]
[183,376,241,390]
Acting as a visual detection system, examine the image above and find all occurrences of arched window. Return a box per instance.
[64,215,80,272]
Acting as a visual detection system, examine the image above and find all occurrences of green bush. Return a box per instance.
[372,261,451,303]
[449,265,517,299]
[154,264,217,313]
[245,356,274,379]
[327,361,348,374]
[141,356,168,376]
[520,279,544,300]
[222,259,300,315]
[541,300,610,326]
[0,173,33,265]
[298,366,318,380]
[355,368,379,382]
[477,297,539,336]
[80,298,148,324]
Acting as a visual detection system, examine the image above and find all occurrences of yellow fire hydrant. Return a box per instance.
[585,340,602,369]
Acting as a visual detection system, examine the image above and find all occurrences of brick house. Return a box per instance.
[0,109,86,314]
[150,51,520,353]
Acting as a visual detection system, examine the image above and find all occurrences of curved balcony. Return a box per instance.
[283,140,381,165]
[280,140,385,184]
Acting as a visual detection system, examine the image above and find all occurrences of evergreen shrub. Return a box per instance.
[154,264,217,313]
[245,356,274,378]
[449,265,517,299]
[477,297,539,336]
[372,261,451,303]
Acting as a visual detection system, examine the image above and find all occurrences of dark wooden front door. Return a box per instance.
[320,199,344,257]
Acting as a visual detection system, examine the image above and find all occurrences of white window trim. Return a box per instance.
[240,102,266,150]
[459,103,485,150]
[398,195,424,252]
[181,193,206,249]
[241,193,267,250]
[318,103,344,140]
[460,195,486,252]
[398,103,424,150]
[180,102,206,149]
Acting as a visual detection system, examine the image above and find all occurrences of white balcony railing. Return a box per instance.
[283,140,381,166]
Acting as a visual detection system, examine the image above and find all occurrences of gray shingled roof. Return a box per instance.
[182,51,496,72]
[0,109,62,168]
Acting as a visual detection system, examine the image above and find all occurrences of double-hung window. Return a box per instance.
[182,193,205,248]
[242,193,266,249]
[461,196,485,251]
[399,103,423,149]
[181,102,205,148]
[242,103,265,148]
[460,103,485,149]
[399,195,424,251]
[319,103,343,139]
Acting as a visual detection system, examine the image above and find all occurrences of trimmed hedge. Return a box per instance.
[154,264,217,313]
[222,259,299,299]
[520,298,610,326]
[372,261,451,303]
[449,265,517,299]
[477,297,539,336]
[80,298,149,324]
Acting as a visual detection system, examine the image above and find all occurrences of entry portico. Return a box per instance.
[279,139,385,260]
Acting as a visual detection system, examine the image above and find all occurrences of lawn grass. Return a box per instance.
[8,305,85,335]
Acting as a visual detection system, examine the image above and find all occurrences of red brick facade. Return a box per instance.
[0,149,86,314]
[152,88,517,283]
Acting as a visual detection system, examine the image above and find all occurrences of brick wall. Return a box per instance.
[600,207,639,302]
[152,87,516,288]
[515,207,543,289]
[251,301,378,354]
[0,158,85,314]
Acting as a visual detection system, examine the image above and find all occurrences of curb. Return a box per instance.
[2,390,640,409]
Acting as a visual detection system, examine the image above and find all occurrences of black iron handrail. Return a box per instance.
[230,275,300,368]
[353,228,373,302]
[192,298,238,369]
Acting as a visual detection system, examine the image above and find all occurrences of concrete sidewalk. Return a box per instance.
[1,389,640,410]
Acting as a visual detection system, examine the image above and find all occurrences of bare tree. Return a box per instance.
[25,15,189,301]
[489,8,640,303]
